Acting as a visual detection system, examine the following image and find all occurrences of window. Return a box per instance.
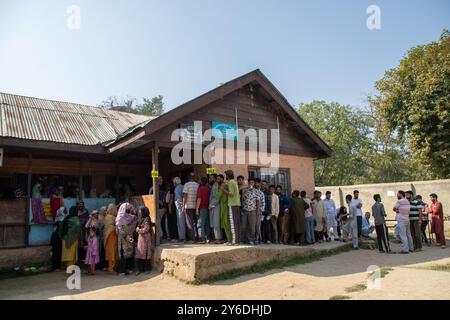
[248,167,290,195]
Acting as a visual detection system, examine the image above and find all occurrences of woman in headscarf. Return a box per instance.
[116,202,137,275]
[76,200,89,264]
[135,206,154,275]
[61,206,81,267]
[51,206,67,270]
[97,206,107,270]
[104,203,118,272]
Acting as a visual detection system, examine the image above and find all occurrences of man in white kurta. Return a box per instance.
[324,191,339,241]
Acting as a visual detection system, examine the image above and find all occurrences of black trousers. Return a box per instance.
[136,259,152,272]
[50,231,62,270]
[357,216,362,237]
[261,218,271,242]
[118,255,134,274]
[421,220,429,244]
[185,209,198,241]
[375,224,390,252]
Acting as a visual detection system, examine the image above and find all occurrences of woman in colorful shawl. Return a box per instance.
[76,200,89,264]
[135,206,153,275]
[61,206,81,267]
[51,206,67,270]
[217,175,232,243]
[116,202,137,275]
[104,203,118,272]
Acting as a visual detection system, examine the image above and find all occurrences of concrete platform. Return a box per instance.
[153,241,351,282]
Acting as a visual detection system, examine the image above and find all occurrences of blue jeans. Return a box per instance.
[197,208,211,241]
[175,200,185,240]
[306,216,315,244]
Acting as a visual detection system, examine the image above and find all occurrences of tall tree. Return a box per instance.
[369,30,450,178]
[298,101,372,186]
[298,101,432,186]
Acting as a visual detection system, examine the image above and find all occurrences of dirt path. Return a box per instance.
[1,242,449,300]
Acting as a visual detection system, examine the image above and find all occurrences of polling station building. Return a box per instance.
[0,69,331,249]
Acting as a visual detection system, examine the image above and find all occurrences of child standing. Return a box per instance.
[85,210,100,275]
[372,194,390,253]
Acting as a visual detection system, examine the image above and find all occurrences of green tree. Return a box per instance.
[298,101,432,186]
[138,95,164,116]
[298,101,372,186]
[369,30,450,178]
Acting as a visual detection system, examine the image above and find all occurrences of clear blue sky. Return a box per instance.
[0,0,448,110]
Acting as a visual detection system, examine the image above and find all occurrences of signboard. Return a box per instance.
[206,167,217,175]
[212,121,238,141]
[180,122,203,144]
[0,148,3,167]
[387,190,395,197]
[151,170,159,178]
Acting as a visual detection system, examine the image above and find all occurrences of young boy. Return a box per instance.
[372,194,391,253]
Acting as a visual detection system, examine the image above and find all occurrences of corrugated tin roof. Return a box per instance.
[0,92,154,146]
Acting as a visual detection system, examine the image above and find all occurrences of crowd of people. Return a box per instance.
[51,201,154,276]
[49,169,447,275]
[157,170,447,253]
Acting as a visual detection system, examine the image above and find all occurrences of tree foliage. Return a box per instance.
[369,30,450,178]
[99,95,164,117]
[298,101,432,186]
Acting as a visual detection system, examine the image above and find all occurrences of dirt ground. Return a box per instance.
[0,241,449,300]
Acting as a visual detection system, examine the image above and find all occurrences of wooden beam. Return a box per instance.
[107,129,146,153]
[152,142,160,246]
[0,137,105,154]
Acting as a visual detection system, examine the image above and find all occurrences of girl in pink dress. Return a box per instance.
[85,210,100,275]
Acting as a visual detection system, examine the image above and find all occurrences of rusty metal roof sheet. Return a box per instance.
[0,92,154,146]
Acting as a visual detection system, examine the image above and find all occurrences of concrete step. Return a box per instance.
[153,241,352,282]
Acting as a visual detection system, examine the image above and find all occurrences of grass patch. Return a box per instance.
[368,267,394,279]
[344,283,367,293]
[329,295,351,300]
[188,244,352,285]
[414,263,450,273]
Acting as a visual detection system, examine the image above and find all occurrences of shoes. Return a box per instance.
[249,241,255,245]
[135,271,141,276]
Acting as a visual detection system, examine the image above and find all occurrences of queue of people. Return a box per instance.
[50,172,447,275]
[160,171,446,254]
[51,200,154,276]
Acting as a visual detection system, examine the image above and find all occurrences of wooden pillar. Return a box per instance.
[152,143,160,246]
[25,152,32,246]
[79,158,84,199]
[26,152,32,197]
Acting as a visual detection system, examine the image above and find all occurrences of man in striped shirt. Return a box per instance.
[406,190,423,251]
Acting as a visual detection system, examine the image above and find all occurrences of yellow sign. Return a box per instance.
[151,170,159,178]
[206,167,217,175]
